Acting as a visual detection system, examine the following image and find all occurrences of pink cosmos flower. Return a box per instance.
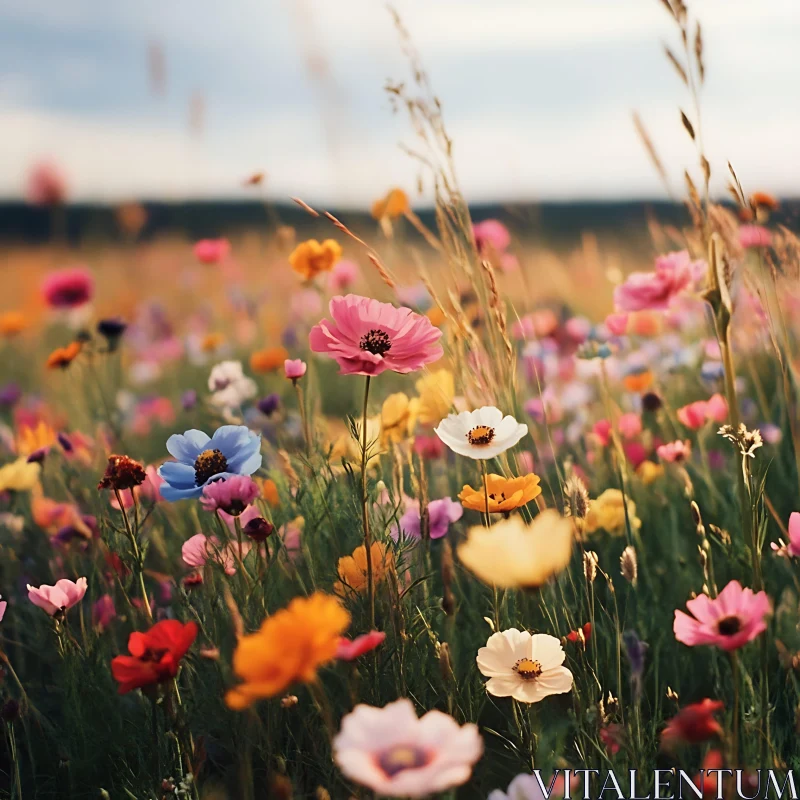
[0,595,6,622]
[111,465,165,510]
[592,419,612,447]
[93,594,116,629]
[657,439,691,463]
[329,260,360,292]
[772,512,800,558]
[333,698,483,797]
[705,393,729,423]
[413,435,444,460]
[41,267,94,310]
[27,160,68,206]
[181,533,236,575]
[200,476,259,515]
[193,238,231,264]
[284,359,307,379]
[473,219,511,254]
[336,631,386,661]
[605,312,629,336]
[309,294,443,376]
[618,412,642,439]
[674,579,771,651]
[678,401,709,430]
[390,497,462,542]
[27,577,88,615]
[739,225,772,249]
[614,251,697,312]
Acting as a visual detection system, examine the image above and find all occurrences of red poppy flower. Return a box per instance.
[111,619,198,694]
[660,698,723,749]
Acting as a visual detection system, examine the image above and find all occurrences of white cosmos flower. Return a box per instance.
[208,360,257,411]
[476,629,573,704]
[434,406,528,460]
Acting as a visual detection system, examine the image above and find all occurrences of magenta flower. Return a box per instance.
[390,497,463,542]
[657,440,691,463]
[739,225,772,249]
[193,238,231,264]
[473,219,511,254]
[617,412,642,439]
[674,580,770,651]
[92,594,116,630]
[181,533,236,575]
[613,251,697,312]
[284,358,307,379]
[605,312,629,336]
[0,594,6,623]
[336,630,386,661]
[27,577,88,615]
[41,267,94,310]
[200,475,259,516]
[309,294,443,376]
[772,512,800,559]
[677,401,709,430]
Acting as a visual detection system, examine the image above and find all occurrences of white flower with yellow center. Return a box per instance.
[477,629,573,704]
[434,406,527,460]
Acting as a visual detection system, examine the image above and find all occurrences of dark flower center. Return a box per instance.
[194,449,228,486]
[513,658,543,680]
[717,615,742,636]
[376,745,430,777]
[359,328,392,356]
[467,425,495,446]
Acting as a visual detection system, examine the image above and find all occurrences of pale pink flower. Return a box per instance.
[0,595,6,622]
[200,476,259,516]
[613,251,697,312]
[657,439,691,463]
[739,225,772,249]
[511,316,535,341]
[181,533,236,575]
[336,631,386,661]
[329,260,360,292]
[333,698,483,797]
[705,394,729,423]
[219,504,261,534]
[41,267,94,310]
[309,294,443,376]
[674,579,770,651]
[193,238,231,264]
[677,401,709,431]
[605,312,629,336]
[284,359,307,379]
[473,219,511,253]
[617,412,642,439]
[111,465,165,510]
[778,512,800,558]
[27,577,88,615]
[26,160,68,206]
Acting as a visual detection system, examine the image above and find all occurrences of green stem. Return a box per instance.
[360,376,375,631]
[114,488,152,620]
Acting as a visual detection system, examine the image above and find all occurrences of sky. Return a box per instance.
[0,0,797,205]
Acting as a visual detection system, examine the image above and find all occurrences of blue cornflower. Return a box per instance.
[157,425,262,502]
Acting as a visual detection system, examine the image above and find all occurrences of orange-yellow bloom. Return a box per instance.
[334,542,394,596]
[46,341,82,369]
[200,332,225,353]
[622,369,653,394]
[371,188,410,220]
[225,592,350,710]
[459,473,542,514]
[289,239,342,280]
[17,421,57,457]
[0,311,26,337]
[250,346,289,373]
[261,478,280,507]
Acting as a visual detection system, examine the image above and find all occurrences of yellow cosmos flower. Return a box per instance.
[380,393,417,446]
[371,188,410,220]
[289,239,342,280]
[17,421,56,457]
[0,458,41,493]
[459,473,542,514]
[584,489,642,536]
[334,542,394,597]
[457,510,573,589]
[225,592,350,710]
[636,460,664,485]
[414,369,455,427]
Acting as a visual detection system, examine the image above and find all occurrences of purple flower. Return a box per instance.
[0,383,21,407]
[258,393,280,417]
[390,497,463,542]
[181,390,198,411]
[200,475,260,516]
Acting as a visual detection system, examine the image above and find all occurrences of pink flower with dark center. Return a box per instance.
[309,294,443,376]
[336,630,386,661]
[613,251,697,312]
[200,475,259,516]
[27,577,88,615]
[181,533,236,575]
[27,160,68,206]
[284,359,307,379]
[41,267,94,310]
[473,219,511,254]
[193,238,231,264]
[657,440,691,463]
[739,225,772,249]
[674,580,770,651]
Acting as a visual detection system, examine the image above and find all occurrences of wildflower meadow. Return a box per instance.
[3,1,800,798]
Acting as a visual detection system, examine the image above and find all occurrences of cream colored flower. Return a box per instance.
[457,510,573,589]
[476,629,573,703]
[435,406,527,460]
[0,458,41,493]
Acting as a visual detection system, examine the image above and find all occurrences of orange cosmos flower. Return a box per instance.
[622,369,653,394]
[250,346,289,373]
[17,421,57,457]
[334,542,394,597]
[200,332,225,353]
[0,311,26,338]
[371,188,410,220]
[289,239,342,280]
[225,592,349,709]
[261,478,280,507]
[46,341,82,370]
[749,191,779,212]
[458,473,542,514]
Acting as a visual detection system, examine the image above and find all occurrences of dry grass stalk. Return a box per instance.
[403,208,443,252]
[290,196,320,217]
[632,112,674,198]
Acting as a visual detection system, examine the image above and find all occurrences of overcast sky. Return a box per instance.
[0,0,797,205]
